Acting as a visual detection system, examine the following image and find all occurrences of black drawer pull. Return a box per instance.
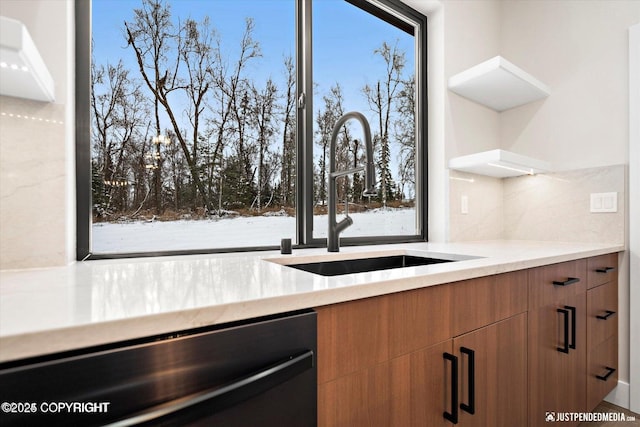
[443,352,459,424]
[596,367,616,381]
[557,308,570,353]
[460,347,475,415]
[596,310,616,320]
[553,277,580,286]
[596,267,615,273]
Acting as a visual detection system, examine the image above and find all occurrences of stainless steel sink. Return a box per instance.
[285,254,455,277]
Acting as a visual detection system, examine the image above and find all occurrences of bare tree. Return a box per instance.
[280,55,296,207]
[362,41,406,207]
[179,16,216,207]
[208,17,261,209]
[125,0,214,212]
[249,78,278,211]
[394,76,415,200]
[314,91,338,206]
[91,58,149,214]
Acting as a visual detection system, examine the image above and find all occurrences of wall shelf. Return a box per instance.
[449,149,551,178]
[448,56,550,112]
[0,16,55,102]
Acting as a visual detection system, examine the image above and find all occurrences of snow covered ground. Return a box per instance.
[92,208,417,253]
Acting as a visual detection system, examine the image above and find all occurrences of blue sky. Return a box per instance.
[92,0,415,186]
[92,0,414,112]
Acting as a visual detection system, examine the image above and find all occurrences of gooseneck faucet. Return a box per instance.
[328,111,377,252]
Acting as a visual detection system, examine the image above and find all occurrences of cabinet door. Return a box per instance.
[318,340,452,427]
[453,313,528,427]
[528,292,587,427]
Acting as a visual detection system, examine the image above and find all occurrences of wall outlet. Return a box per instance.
[461,195,469,214]
[590,192,617,213]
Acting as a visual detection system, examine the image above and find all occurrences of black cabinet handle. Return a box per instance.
[557,308,570,353]
[596,267,615,273]
[443,352,459,424]
[553,277,580,286]
[460,347,475,415]
[565,305,577,350]
[596,367,616,381]
[596,310,617,320]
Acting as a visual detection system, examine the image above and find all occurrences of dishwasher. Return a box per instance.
[0,309,317,426]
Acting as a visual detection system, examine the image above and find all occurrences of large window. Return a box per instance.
[76,0,426,259]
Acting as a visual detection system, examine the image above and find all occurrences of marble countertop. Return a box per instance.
[0,240,623,363]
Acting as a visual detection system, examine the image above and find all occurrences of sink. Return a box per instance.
[284,254,456,277]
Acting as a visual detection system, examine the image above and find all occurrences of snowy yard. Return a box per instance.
[92,208,417,253]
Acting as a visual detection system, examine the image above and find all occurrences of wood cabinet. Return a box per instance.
[586,259,619,410]
[316,285,450,427]
[316,272,528,427]
[528,260,589,427]
[315,253,619,427]
[453,313,528,427]
[450,271,529,426]
[318,339,452,427]
[527,254,619,427]
[528,291,587,427]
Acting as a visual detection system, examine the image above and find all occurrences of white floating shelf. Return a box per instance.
[449,149,551,178]
[448,56,550,112]
[0,16,55,102]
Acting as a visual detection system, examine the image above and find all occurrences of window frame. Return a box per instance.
[75,0,427,260]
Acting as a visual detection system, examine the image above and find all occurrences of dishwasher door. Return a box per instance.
[0,310,317,427]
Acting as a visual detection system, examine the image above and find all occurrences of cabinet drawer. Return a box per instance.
[586,335,618,411]
[587,280,618,349]
[316,284,450,383]
[587,253,618,289]
[451,270,528,337]
[316,296,390,384]
[528,259,587,310]
[389,284,450,358]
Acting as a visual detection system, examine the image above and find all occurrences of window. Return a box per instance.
[76,0,426,259]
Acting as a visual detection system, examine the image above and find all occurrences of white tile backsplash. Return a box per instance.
[449,170,504,241]
[504,165,625,244]
[0,96,69,269]
[449,164,625,244]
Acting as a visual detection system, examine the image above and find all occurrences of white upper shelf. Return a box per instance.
[448,56,550,112]
[449,149,551,178]
[0,16,55,102]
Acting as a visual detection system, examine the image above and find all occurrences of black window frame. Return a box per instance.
[75,0,427,260]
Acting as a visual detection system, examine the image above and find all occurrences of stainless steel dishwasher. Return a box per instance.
[0,310,317,426]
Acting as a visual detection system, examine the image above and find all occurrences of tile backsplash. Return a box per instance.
[449,170,504,242]
[0,96,70,269]
[449,164,625,244]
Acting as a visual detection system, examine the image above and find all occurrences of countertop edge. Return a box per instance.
[0,242,624,363]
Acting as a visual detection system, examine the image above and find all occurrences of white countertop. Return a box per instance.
[0,240,623,363]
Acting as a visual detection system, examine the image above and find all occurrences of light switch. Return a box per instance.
[590,192,617,213]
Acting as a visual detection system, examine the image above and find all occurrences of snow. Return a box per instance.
[92,209,417,253]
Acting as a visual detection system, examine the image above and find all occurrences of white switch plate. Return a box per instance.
[590,192,617,213]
